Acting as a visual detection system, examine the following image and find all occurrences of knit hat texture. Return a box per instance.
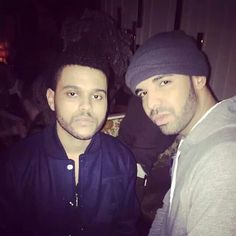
[126,31,210,93]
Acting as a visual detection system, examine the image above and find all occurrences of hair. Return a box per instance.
[47,41,110,90]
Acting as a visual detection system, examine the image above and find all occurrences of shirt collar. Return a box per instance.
[44,124,101,160]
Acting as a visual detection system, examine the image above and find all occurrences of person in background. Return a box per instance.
[0,43,139,236]
[0,62,28,151]
[118,94,177,235]
[125,30,236,235]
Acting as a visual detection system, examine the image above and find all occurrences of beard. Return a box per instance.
[154,85,197,135]
[56,112,105,140]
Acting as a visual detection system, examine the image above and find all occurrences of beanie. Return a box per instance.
[125,31,210,93]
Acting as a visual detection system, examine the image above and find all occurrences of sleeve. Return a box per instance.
[148,190,170,236]
[0,156,21,235]
[113,151,140,236]
[187,142,236,236]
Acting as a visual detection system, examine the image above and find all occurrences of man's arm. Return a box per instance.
[0,156,20,235]
[148,190,170,236]
[113,154,140,236]
[187,143,236,235]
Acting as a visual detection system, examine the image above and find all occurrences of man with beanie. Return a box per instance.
[0,44,139,235]
[117,94,177,235]
[126,30,236,235]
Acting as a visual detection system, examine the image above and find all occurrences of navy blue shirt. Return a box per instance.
[0,125,139,236]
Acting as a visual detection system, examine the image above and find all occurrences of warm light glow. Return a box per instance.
[0,41,9,64]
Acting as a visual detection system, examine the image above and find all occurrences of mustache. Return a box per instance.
[72,112,94,121]
[150,107,173,118]
[150,109,159,117]
[78,112,93,117]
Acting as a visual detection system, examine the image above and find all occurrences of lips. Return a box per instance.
[73,116,94,125]
[152,113,170,126]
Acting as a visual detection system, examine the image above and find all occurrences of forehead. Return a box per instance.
[58,65,107,89]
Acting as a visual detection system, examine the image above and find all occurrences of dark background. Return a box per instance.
[0,0,102,69]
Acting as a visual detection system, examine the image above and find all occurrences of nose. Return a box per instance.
[144,91,161,112]
[79,95,91,111]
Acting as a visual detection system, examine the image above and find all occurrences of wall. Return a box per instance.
[101,0,176,45]
[181,0,236,100]
[101,0,236,100]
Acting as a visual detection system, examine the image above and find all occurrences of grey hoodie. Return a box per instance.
[149,96,236,236]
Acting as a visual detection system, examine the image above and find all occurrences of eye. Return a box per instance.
[160,80,171,86]
[92,94,104,100]
[136,90,147,98]
[66,91,78,97]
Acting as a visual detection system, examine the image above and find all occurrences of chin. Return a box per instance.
[76,135,93,141]
[160,125,177,135]
[76,126,103,140]
[76,130,96,140]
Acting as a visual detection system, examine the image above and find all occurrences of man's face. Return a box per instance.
[47,65,107,141]
[135,74,198,135]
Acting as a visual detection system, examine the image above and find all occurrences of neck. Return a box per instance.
[181,89,217,136]
[56,124,91,160]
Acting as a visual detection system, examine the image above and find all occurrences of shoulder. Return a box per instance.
[182,127,236,182]
[100,132,133,152]
[188,129,236,184]
[202,138,236,170]
[98,132,136,169]
[199,127,236,159]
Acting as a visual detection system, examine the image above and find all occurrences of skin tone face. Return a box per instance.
[46,65,108,145]
[135,74,202,136]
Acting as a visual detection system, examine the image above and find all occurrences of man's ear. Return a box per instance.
[192,76,207,90]
[46,88,55,111]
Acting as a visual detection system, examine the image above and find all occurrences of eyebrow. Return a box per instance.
[134,74,175,95]
[94,89,107,95]
[62,85,107,95]
[152,74,174,81]
[152,75,166,81]
[134,75,166,95]
[62,85,78,90]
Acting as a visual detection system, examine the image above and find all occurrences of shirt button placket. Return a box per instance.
[67,164,74,171]
[66,163,75,207]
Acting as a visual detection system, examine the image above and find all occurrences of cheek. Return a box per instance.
[170,92,188,115]
[142,99,150,116]
[55,98,78,116]
[93,102,107,116]
[101,102,108,115]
